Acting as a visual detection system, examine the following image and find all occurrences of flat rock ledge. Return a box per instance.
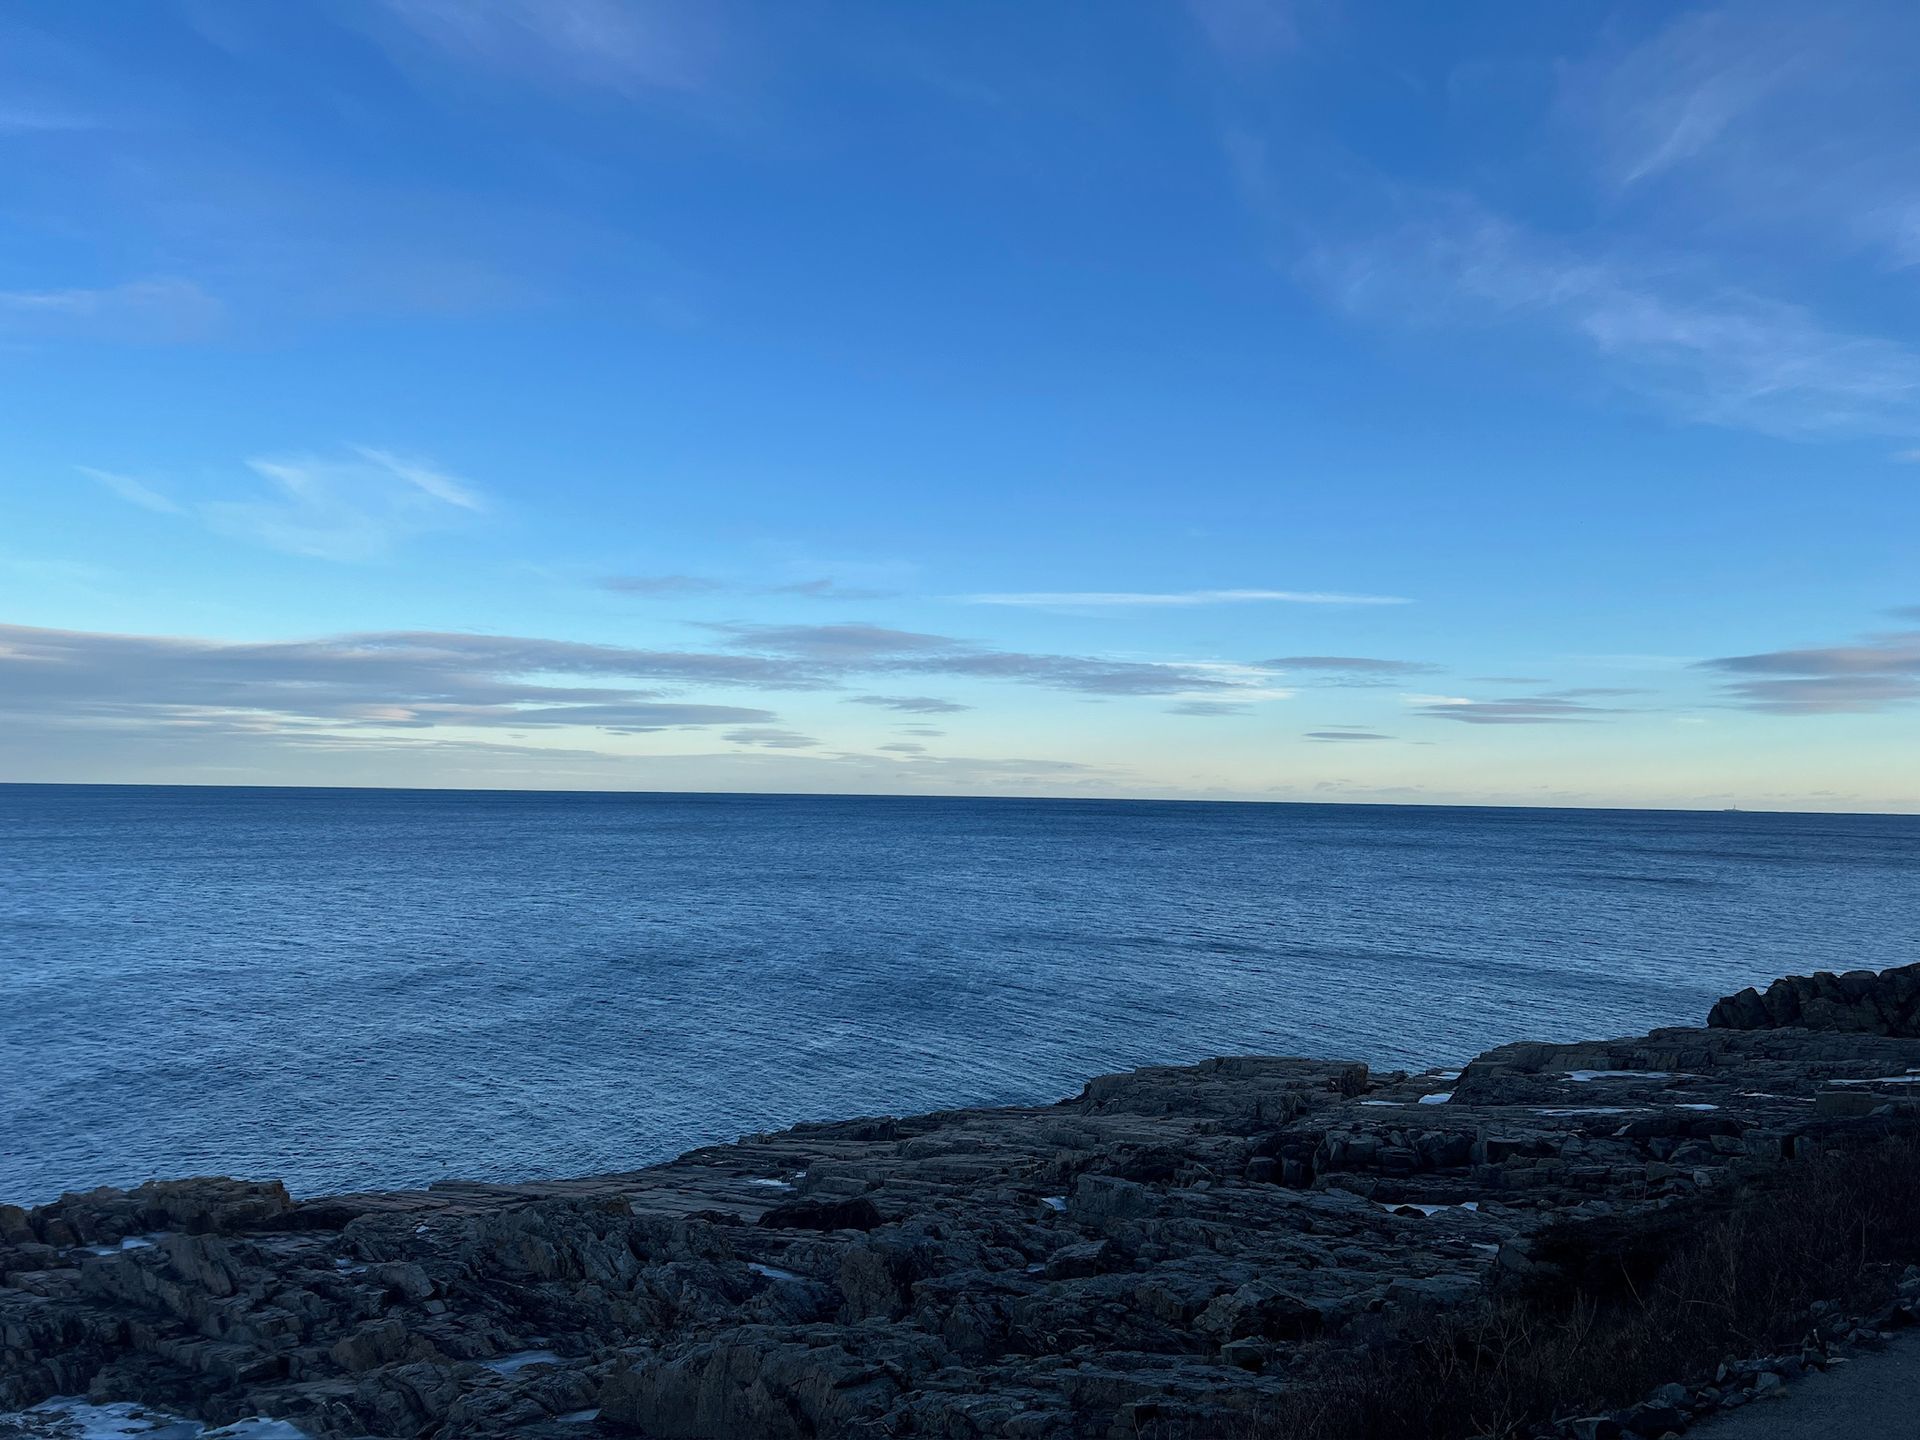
[6,963,1920,1440]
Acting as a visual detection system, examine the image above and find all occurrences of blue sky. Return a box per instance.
[2,0,1917,810]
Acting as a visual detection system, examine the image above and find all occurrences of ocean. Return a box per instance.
[2,784,1915,1207]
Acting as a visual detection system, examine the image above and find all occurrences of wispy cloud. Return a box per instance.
[1564,5,1806,190]
[1247,1,1920,447]
[0,623,783,742]
[0,278,223,343]
[603,574,728,596]
[1406,690,1632,725]
[847,695,971,714]
[196,448,485,561]
[0,614,1276,768]
[603,574,897,600]
[723,727,819,749]
[1306,729,1392,742]
[711,622,955,661]
[715,621,1254,698]
[372,0,718,96]
[1699,625,1920,714]
[960,587,1408,608]
[1168,700,1250,717]
[1264,655,1439,685]
[0,626,1137,791]
[1185,0,1301,67]
[766,578,899,600]
[1560,1,1920,267]
[1307,198,1920,442]
[350,446,484,510]
[1266,655,1433,672]
[78,466,183,515]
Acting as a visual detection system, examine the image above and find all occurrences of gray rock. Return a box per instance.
[6,976,1920,1438]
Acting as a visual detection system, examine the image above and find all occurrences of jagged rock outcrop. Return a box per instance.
[6,969,1920,1438]
[1709,961,1920,1036]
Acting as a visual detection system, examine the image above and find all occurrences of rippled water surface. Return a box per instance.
[3,785,1916,1205]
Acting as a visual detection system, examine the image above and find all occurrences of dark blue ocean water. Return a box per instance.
[2,785,1916,1207]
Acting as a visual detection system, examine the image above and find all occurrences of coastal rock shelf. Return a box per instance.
[6,966,1920,1439]
[1708,963,1920,1037]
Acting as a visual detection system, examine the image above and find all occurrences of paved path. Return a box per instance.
[1692,1333,1920,1438]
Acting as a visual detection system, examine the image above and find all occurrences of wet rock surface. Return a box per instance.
[7,982,1920,1439]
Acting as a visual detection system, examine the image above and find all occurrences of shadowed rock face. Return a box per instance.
[5,975,1920,1439]
[1709,962,1920,1037]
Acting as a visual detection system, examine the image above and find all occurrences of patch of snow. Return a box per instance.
[412,1224,429,1235]
[1566,1070,1675,1082]
[744,1178,795,1189]
[1040,1196,1067,1212]
[1358,1100,1398,1107]
[483,1349,560,1376]
[0,1399,304,1440]
[1673,1103,1720,1111]
[1377,1200,1480,1217]
[748,1263,803,1283]
[1829,1075,1920,1086]
[1536,1106,1636,1116]
[78,1235,159,1257]
[1418,1092,1452,1105]
[0,1399,198,1440]
[332,1258,366,1274]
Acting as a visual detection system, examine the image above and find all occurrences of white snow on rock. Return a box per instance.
[77,1236,160,1258]
[482,1349,559,1376]
[0,1399,306,1440]
[1828,1074,1920,1086]
[1376,1200,1480,1217]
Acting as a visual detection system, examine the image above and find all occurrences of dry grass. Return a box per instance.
[1191,1129,1920,1440]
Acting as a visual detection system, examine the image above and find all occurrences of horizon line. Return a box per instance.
[0,779,1909,819]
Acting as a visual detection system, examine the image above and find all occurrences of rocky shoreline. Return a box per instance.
[6,964,1920,1440]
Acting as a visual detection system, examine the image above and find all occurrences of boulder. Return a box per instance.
[1709,963,1920,1036]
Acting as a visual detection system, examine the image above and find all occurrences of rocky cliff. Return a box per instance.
[4,969,1920,1439]
[1708,961,1920,1036]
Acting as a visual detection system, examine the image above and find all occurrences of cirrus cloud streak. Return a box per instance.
[1699,624,1920,714]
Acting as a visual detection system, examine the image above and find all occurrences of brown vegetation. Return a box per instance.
[1236,1128,1920,1440]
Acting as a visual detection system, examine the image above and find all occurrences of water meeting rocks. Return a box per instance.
[4,968,1920,1438]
